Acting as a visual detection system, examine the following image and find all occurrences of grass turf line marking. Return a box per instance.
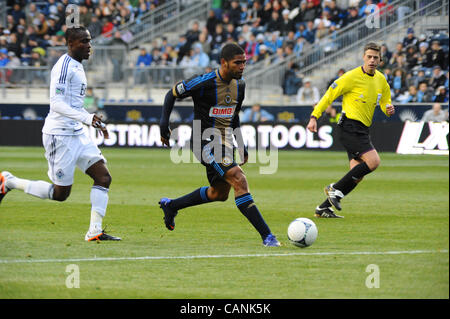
[0,249,448,264]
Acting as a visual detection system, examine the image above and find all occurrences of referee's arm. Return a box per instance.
[307,82,345,132]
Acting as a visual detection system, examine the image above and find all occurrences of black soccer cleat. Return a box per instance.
[314,206,344,218]
[159,197,178,231]
[85,229,121,241]
[324,183,344,211]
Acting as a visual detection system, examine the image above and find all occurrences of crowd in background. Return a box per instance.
[0,0,448,104]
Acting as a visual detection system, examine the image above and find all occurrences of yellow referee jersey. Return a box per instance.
[311,66,392,127]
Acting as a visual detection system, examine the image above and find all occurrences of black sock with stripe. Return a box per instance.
[333,162,372,195]
[169,186,211,210]
[235,193,271,240]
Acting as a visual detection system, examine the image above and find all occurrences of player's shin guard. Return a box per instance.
[333,162,372,195]
[25,181,54,199]
[89,185,109,233]
[235,193,271,240]
[169,186,211,210]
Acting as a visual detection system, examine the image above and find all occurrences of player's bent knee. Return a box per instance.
[95,173,112,188]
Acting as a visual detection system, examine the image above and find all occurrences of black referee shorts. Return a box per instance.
[338,115,375,161]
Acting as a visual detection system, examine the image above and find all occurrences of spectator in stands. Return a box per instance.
[80,5,93,29]
[302,21,316,44]
[405,44,418,69]
[428,40,446,70]
[267,10,282,33]
[429,65,447,90]
[392,68,406,99]
[325,0,344,28]
[265,32,283,54]
[283,61,302,96]
[210,23,227,61]
[402,28,417,48]
[346,6,360,25]
[11,3,26,25]
[206,9,219,36]
[358,0,375,18]
[228,0,242,27]
[186,21,201,48]
[29,49,46,83]
[296,78,320,104]
[134,47,152,85]
[225,23,238,41]
[303,0,321,22]
[192,42,210,68]
[397,85,419,103]
[109,31,127,82]
[88,15,103,39]
[417,81,434,103]
[294,36,306,56]
[416,41,431,70]
[173,34,189,63]
[433,86,448,103]
[245,33,258,60]
[6,51,21,84]
[241,103,275,123]
[421,103,448,122]
[279,9,295,37]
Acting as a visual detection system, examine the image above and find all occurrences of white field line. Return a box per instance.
[0,249,448,264]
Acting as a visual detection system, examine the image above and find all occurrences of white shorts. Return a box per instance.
[43,133,106,186]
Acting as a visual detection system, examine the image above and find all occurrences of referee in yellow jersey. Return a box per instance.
[307,42,395,218]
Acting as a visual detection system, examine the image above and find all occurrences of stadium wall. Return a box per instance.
[1,120,448,155]
[0,103,441,123]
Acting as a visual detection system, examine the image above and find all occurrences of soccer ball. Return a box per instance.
[287,218,318,247]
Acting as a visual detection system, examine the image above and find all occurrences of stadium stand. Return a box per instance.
[0,0,448,105]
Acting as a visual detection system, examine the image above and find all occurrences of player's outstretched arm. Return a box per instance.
[160,89,176,147]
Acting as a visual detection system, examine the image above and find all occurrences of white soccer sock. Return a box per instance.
[89,186,109,234]
[25,181,54,200]
[6,176,30,191]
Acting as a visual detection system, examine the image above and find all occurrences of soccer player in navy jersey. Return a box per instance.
[159,43,280,246]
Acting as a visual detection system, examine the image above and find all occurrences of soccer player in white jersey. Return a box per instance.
[0,26,120,241]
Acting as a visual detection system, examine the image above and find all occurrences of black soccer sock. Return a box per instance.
[333,162,372,196]
[235,193,271,240]
[169,187,211,210]
[319,199,332,209]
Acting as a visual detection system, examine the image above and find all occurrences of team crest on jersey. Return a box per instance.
[224,94,232,104]
[209,105,235,118]
[176,83,185,95]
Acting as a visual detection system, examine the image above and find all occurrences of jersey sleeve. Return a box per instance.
[311,72,351,119]
[50,67,94,125]
[232,79,246,129]
[172,74,206,99]
[379,78,392,116]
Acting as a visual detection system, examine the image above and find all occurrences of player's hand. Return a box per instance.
[160,125,171,147]
[92,114,109,139]
[307,117,317,133]
[386,104,395,116]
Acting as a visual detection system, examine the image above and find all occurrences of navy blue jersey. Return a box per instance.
[172,69,245,142]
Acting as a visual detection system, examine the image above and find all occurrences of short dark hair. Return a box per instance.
[220,42,245,61]
[364,42,381,55]
[65,26,88,43]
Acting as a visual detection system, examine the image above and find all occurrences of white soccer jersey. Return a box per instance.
[42,53,94,135]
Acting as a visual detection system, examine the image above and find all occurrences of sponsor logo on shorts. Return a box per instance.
[209,105,235,118]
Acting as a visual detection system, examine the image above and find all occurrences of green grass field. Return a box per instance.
[0,146,448,299]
